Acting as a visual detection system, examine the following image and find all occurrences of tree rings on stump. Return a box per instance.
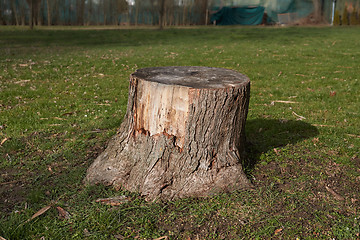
[85,66,252,200]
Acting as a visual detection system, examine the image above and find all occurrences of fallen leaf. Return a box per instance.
[114,234,125,239]
[329,91,336,96]
[312,137,319,144]
[84,228,91,237]
[56,206,71,219]
[325,186,345,201]
[346,134,360,138]
[0,137,9,146]
[95,196,129,206]
[274,228,283,235]
[312,124,336,127]
[61,112,74,116]
[26,205,52,223]
[53,117,65,121]
[273,148,280,155]
[154,236,169,240]
[14,79,30,84]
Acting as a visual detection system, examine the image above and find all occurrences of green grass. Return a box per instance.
[0,25,359,239]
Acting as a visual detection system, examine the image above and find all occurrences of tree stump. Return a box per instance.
[85,66,252,200]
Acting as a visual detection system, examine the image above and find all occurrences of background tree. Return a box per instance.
[11,0,19,25]
[25,0,35,29]
[342,4,349,25]
[77,0,85,25]
[159,0,166,29]
[116,0,129,24]
[350,7,357,24]
[195,0,209,25]
[0,0,5,25]
[312,0,323,23]
[333,9,340,25]
[46,0,51,25]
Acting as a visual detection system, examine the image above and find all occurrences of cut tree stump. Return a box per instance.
[85,66,253,200]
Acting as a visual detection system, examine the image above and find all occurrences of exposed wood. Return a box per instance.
[85,66,252,200]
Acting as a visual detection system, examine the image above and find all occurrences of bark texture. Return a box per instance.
[85,66,252,200]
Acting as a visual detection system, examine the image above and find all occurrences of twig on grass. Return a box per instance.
[292,111,306,120]
[95,196,129,206]
[346,134,360,138]
[270,100,299,105]
[0,180,20,185]
[0,137,9,146]
[325,186,345,201]
[312,124,336,127]
[25,205,52,223]
[154,236,169,240]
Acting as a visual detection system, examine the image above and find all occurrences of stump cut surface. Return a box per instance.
[85,66,252,200]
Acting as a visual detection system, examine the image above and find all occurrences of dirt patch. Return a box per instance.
[0,132,106,215]
[0,167,29,214]
[250,147,360,237]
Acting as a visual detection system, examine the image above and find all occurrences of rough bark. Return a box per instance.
[85,66,252,200]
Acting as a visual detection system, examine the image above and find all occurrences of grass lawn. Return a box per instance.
[0,25,359,239]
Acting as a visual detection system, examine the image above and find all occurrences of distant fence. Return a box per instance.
[0,0,207,26]
[1,0,357,26]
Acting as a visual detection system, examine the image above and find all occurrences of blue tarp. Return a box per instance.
[211,6,265,25]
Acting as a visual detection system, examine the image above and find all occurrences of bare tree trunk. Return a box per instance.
[85,66,253,201]
[0,0,6,25]
[61,1,66,25]
[87,0,92,25]
[37,0,43,26]
[20,1,26,25]
[11,0,19,25]
[46,0,51,25]
[68,0,71,25]
[103,0,109,25]
[29,0,34,29]
[312,0,322,23]
[182,4,187,25]
[159,0,166,29]
[135,0,139,25]
[53,0,59,25]
[195,0,208,25]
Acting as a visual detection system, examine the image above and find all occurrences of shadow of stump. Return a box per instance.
[244,118,319,171]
